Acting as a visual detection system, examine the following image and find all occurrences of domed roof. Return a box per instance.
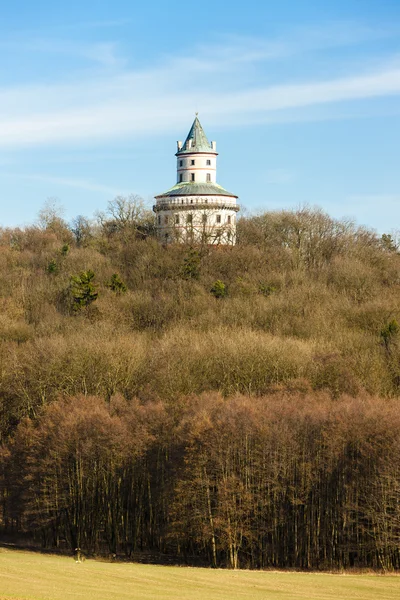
[155,181,238,199]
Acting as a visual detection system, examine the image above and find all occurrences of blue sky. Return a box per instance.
[1,0,400,232]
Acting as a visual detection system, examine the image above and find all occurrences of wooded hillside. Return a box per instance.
[1,201,400,569]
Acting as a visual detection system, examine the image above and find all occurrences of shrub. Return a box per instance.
[210,280,227,299]
[107,273,127,294]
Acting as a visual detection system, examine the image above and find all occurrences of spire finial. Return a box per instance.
[195,112,199,117]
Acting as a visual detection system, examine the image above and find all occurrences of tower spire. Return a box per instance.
[177,115,213,154]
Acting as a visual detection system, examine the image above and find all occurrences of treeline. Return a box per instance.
[1,199,400,569]
[2,392,400,570]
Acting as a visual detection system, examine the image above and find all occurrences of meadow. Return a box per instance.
[0,548,399,600]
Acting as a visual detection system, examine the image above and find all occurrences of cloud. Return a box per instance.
[212,22,398,64]
[1,26,400,149]
[0,39,122,68]
[2,63,400,148]
[1,173,127,196]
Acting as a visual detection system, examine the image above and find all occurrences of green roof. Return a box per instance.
[177,116,215,154]
[155,181,238,199]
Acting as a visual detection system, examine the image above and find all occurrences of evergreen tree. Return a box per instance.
[70,270,98,312]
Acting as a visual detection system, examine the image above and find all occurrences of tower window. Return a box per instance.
[187,214,193,224]
[202,214,207,224]
[206,159,211,165]
[191,159,195,165]
[165,216,169,224]
[206,173,211,182]
[175,214,180,225]
[179,173,183,183]
[191,173,195,182]
[180,160,183,167]
[227,215,231,225]
[216,214,221,224]
[158,215,161,225]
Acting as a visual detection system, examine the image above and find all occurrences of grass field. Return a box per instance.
[0,548,399,600]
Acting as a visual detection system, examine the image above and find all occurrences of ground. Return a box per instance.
[0,548,399,600]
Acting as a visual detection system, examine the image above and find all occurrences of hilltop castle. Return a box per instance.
[153,116,239,244]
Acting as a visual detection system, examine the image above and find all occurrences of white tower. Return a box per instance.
[153,116,239,245]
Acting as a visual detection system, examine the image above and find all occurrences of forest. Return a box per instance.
[1,197,400,570]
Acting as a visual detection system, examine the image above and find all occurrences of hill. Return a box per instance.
[1,203,400,570]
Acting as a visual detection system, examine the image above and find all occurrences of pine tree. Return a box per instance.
[70,270,98,312]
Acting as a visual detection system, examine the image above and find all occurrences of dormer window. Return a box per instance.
[191,173,195,182]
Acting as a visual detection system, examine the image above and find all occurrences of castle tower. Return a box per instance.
[153,116,239,245]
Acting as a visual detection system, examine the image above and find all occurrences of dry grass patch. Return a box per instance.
[0,549,399,600]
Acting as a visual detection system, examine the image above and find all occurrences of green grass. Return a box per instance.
[0,548,399,600]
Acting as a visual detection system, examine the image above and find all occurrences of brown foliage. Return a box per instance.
[1,207,400,568]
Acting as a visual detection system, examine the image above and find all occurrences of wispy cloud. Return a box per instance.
[211,22,399,64]
[0,38,122,68]
[2,173,127,196]
[2,63,400,148]
[1,25,400,149]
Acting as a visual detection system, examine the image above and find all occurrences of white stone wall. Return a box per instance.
[155,195,238,245]
[176,153,217,184]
